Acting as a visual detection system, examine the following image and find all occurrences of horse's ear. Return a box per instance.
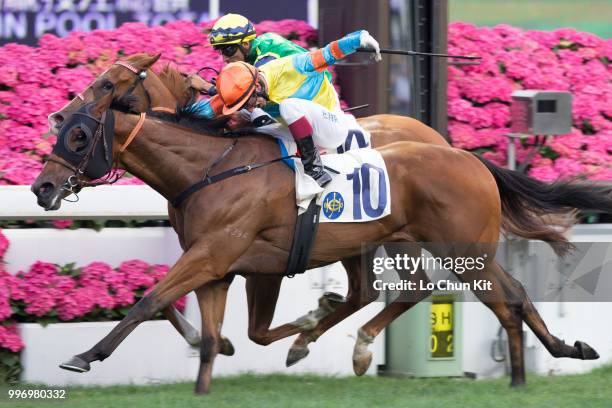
[139,53,162,70]
[90,93,113,117]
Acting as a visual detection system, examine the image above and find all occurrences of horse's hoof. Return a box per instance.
[59,356,90,373]
[219,336,235,356]
[510,379,526,388]
[575,341,599,360]
[286,345,309,367]
[321,292,347,310]
[352,351,372,376]
[194,386,211,396]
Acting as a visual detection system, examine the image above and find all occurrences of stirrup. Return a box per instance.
[310,168,332,187]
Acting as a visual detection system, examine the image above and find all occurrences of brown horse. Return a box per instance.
[32,91,608,394]
[45,53,463,363]
[44,53,603,392]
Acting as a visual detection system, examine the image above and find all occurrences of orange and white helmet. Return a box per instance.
[216,61,259,115]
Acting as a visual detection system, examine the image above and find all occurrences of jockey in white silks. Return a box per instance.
[184,30,382,187]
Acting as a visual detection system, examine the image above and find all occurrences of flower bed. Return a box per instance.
[1,19,608,186]
[0,229,181,382]
[0,19,318,186]
[448,22,611,181]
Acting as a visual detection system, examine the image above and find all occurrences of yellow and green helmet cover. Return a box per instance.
[209,14,257,46]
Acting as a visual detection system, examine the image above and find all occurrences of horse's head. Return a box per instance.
[33,94,116,210]
[47,53,161,135]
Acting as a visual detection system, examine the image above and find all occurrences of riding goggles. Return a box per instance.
[214,44,242,58]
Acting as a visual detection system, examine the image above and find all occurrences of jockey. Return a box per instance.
[191,13,330,94]
[184,30,381,187]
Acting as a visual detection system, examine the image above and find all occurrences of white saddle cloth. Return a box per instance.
[254,118,391,223]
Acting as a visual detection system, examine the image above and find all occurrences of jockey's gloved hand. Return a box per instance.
[359,31,381,62]
[207,85,217,96]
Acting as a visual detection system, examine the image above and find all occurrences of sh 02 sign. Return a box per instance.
[0,0,210,45]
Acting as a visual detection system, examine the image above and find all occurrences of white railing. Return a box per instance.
[1,184,384,385]
[0,185,168,220]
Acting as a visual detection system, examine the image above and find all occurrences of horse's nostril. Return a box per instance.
[38,182,55,198]
[53,114,64,125]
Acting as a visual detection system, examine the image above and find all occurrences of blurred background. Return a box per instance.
[0,1,610,406]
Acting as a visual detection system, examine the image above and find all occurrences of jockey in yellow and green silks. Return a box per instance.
[190,13,331,94]
[185,30,382,187]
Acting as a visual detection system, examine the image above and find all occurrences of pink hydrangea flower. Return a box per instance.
[447,22,610,180]
[0,230,8,258]
[0,324,24,352]
[0,19,319,185]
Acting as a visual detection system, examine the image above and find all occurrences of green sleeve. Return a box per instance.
[248,32,307,66]
[248,32,332,81]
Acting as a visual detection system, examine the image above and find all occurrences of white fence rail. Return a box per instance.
[0,185,168,220]
[2,186,612,385]
[1,185,385,385]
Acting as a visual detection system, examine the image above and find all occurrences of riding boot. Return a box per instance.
[295,135,332,187]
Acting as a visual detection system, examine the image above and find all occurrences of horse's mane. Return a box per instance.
[148,110,234,137]
[118,54,263,139]
[147,110,268,141]
[156,64,197,107]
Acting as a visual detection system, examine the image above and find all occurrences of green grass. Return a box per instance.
[450,0,612,38]
[1,366,611,408]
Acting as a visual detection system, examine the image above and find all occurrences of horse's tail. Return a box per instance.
[474,154,612,256]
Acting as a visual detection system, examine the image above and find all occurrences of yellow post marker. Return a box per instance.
[430,300,454,358]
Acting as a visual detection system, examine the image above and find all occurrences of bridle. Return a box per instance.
[47,59,177,201]
[45,59,287,207]
[47,105,146,203]
[113,61,154,113]
[114,61,178,115]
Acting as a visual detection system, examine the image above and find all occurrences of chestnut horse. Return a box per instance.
[43,53,603,392]
[33,91,608,393]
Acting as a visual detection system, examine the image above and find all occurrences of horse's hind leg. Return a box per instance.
[492,262,599,361]
[286,253,380,367]
[454,261,527,386]
[351,250,432,376]
[460,261,598,387]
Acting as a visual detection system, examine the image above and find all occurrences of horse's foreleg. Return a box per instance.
[245,275,286,345]
[213,274,235,356]
[162,306,201,347]
[59,246,227,373]
[194,285,220,395]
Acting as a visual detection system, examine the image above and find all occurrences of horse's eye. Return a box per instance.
[72,129,88,148]
[103,81,114,91]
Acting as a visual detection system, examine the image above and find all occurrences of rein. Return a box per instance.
[172,139,296,208]
[52,59,294,206]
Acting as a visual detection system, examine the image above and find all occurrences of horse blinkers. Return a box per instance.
[51,102,115,180]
